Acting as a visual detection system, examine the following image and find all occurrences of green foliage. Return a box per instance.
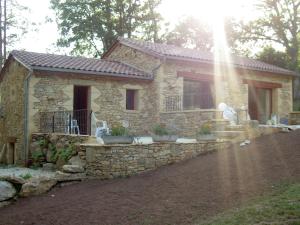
[164,17,213,51]
[256,46,291,69]
[153,124,169,136]
[37,137,48,148]
[237,0,300,72]
[199,183,300,225]
[31,150,45,164]
[20,173,32,180]
[49,143,58,162]
[197,122,212,135]
[50,0,163,56]
[56,144,76,162]
[111,126,129,136]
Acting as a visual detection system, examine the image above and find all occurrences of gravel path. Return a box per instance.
[0,130,300,225]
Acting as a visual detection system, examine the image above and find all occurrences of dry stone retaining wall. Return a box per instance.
[82,141,229,179]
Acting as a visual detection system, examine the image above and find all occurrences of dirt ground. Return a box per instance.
[0,130,300,225]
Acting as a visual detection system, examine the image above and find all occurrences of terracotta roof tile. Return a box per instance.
[118,37,298,76]
[10,50,152,80]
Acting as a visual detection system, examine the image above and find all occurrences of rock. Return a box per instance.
[46,150,55,163]
[68,155,86,168]
[0,175,26,185]
[19,177,57,197]
[0,181,16,201]
[0,200,12,208]
[62,165,84,173]
[55,157,66,169]
[49,134,59,143]
[42,163,55,171]
[55,171,87,182]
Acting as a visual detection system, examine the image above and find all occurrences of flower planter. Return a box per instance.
[152,135,178,142]
[102,136,133,145]
[197,134,217,141]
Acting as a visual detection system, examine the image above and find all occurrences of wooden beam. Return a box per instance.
[243,79,282,89]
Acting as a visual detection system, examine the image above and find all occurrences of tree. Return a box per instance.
[0,0,30,66]
[163,16,242,54]
[256,46,291,69]
[238,0,300,72]
[50,0,162,57]
[164,17,213,51]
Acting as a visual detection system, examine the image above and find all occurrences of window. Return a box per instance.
[126,89,138,110]
[183,79,215,109]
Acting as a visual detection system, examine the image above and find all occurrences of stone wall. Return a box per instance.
[82,141,229,179]
[289,112,300,125]
[0,59,29,164]
[160,110,221,137]
[29,72,160,136]
[161,60,293,120]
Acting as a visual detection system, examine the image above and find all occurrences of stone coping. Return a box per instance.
[80,140,226,147]
[289,111,300,114]
[160,109,222,114]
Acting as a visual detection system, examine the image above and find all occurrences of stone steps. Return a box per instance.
[212,130,247,142]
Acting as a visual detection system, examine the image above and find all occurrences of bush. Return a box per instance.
[111,126,128,136]
[198,122,212,135]
[20,173,32,180]
[56,144,76,162]
[153,124,169,136]
[31,150,45,166]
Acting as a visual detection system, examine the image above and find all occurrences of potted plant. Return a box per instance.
[196,122,216,141]
[102,126,133,144]
[152,124,178,142]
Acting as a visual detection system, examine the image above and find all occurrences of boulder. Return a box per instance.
[68,155,86,168]
[49,134,59,143]
[0,181,16,201]
[0,200,12,208]
[46,150,55,163]
[62,165,84,173]
[42,163,55,171]
[55,171,87,182]
[0,175,26,185]
[19,177,57,197]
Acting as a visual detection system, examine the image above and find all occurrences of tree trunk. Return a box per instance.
[3,0,6,61]
[0,0,3,66]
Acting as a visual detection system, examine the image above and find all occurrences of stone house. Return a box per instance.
[0,37,298,165]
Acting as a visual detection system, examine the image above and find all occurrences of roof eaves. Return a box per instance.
[165,55,298,77]
[31,66,153,80]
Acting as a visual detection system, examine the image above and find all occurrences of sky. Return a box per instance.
[14,0,259,54]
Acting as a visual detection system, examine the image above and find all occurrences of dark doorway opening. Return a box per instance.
[248,86,272,124]
[73,86,91,135]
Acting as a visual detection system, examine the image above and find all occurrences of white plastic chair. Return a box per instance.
[70,119,80,135]
[95,120,110,138]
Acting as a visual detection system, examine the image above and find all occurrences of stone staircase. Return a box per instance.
[210,119,250,143]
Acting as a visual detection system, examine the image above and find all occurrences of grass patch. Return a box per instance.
[20,173,32,180]
[198,182,300,225]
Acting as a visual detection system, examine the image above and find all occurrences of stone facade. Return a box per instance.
[0,59,29,164]
[29,72,160,136]
[0,43,295,166]
[107,44,293,122]
[82,141,229,179]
